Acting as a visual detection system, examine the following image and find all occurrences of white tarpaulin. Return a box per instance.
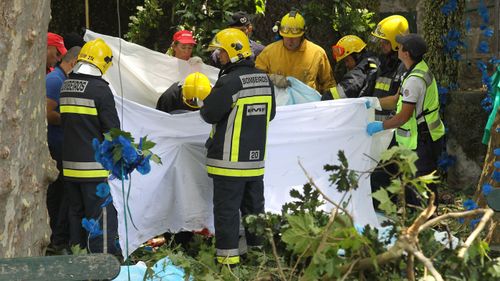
[84,31,392,256]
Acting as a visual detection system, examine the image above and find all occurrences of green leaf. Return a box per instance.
[150,154,162,165]
[112,147,123,164]
[281,213,320,254]
[386,179,402,194]
[372,189,396,214]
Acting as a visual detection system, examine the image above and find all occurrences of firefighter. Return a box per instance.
[367,33,445,206]
[322,35,379,100]
[156,72,212,114]
[200,28,276,266]
[370,15,410,208]
[255,10,335,92]
[60,38,120,254]
[371,15,410,119]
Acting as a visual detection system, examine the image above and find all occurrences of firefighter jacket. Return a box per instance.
[60,73,120,182]
[255,39,335,93]
[200,59,276,180]
[321,52,380,100]
[396,60,445,149]
[156,82,198,114]
[374,51,406,119]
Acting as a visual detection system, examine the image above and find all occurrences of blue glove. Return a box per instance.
[365,99,371,109]
[366,121,384,136]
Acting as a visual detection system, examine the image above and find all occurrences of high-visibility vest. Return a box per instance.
[395,60,445,149]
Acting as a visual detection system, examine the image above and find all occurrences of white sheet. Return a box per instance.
[84,31,392,257]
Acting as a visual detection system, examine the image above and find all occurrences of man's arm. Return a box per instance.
[379,94,400,110]
[382,102,415,129]
[46,98,61,125]
[97,85,120,132]
[317,51,336,93]
[200,76,237,124]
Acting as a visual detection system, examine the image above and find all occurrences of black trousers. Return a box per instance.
[66,181,119,254]
[408,131,444,207]
[371,131,444,208]
[47,142,69,246]
[213,177,264,257]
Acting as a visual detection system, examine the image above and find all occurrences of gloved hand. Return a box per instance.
[366,121,384,136]
[268,74,290,88]
[187,56,203,66]
[365,99,371,109]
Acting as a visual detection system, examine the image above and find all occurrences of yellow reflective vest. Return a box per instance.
[395,61,445,149]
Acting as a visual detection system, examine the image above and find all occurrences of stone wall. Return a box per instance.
[445,91,489,191]
[378,0,498,191]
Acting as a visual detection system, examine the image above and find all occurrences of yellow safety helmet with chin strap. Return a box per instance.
[182,72,212,109]
[279,10,305,38]
[78,38,113,75]
[208,28,252,63]
[332,35,366,62]
[371,15,409,51]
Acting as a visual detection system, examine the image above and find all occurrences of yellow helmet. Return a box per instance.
[371,15,409,51]
[78,38,113,74]
[182,72,212,109]
[208,28,252,63]
[279,10,305,38]
[332,35,366,62]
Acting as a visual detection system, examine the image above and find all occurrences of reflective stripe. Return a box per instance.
[375,113,390,121]
[60,97,96,107]
[60,105,97,115]
[231,96,272,162]
[375,77,391,91]
[231,101,244,162]
[63,168,109,178]
[63,161,104,170]
[206,158,265,169]
[217,248,240,256]
[428,119,442,130]
[207,166,265,177]
[330,85,346,99]
[397,128,411,137]
[216,256,240,265]
[232,88,272,103]
[223,107,238,161]
[412,69,433,86]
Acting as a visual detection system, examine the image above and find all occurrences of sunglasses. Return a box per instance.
[279,26,304,35]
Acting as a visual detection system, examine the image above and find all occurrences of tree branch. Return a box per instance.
[266,228,287,281]
[457,208,495,258]
[419,208,492,232]
[298,160,353,222]
[408,248,443,281]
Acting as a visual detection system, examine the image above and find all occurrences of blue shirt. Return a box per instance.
[46,66,67,146]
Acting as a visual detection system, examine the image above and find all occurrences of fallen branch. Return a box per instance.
[298,160,353,222]
[266,228,287,281]
[408,247,443,281]
[419,208,491,232]
[457,208,495,258]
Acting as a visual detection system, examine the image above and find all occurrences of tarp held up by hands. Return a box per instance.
[84,30,392,256]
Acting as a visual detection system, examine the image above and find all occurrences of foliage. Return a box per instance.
[124,0,379,65]
[129,147,499,280]
[422,0,465,89]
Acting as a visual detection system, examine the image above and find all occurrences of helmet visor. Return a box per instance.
[183,97,203,109]
[279,26,304,35]
[332,45,345,60]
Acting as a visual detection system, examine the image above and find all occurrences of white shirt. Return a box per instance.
[401,75,427,124]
